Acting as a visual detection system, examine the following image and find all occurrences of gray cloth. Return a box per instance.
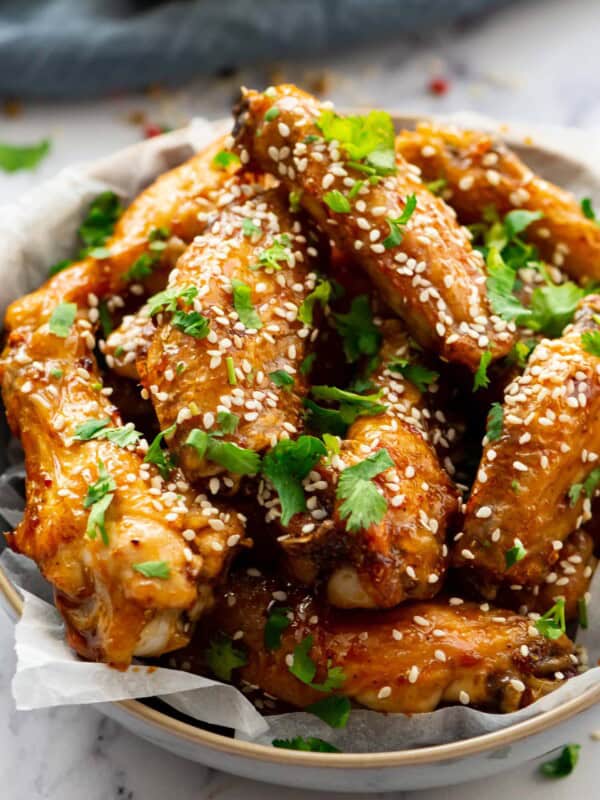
[0,0,516,99]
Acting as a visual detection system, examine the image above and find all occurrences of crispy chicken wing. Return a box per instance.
[233,85,515,371]
[0,317,246,665]
[5,136,234,332]
[189,571,577,714]
[262,320,458,608]
[143,187,322,488]
[396,123,600,284]
[454,295,600,600]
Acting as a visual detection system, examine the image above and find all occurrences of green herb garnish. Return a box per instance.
[473,350,492,391]
[0,139,50,173]
[333,295,381,363]
[336,449,393,533]
[48,302,77,338]
[133,561,171,579]
[324,190,351,214]
[272,737,340,753]
[231,279,262,329]
[540,744,580,778]
[264,606,292,650]
[205,633,247,681]
[262,436,327,525]
[383,194,417,249]
[535,598,566,640]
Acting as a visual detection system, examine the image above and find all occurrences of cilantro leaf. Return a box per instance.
[535,598,566,640]
[86,493,113,545]
[486,402,504,442]
[264,606,292,650]
[388,359,439,392]
[336,449,393,533]
[540,744,580,778]
[324,190,351,214]
[0,139,50,172]
[78,191,122,253]
[272,737,340,753]
[172,310,210,339]
[569,483,583,507]
[83,461,116,508]
[581,197,597,222]
[242,218,262,237]
[74,419,142,448]
[298,279,332,326]
[503,209,543,238]
[186,429,261,475]
[582,329,600,356]
[205,634,247,681]
[584,467,600,498]
[214,411,240,436]
[486,248,531,323]
[311,385,387,424]
[288,635,347,695]
[144,423,177,479]
[147,285,198,316]
[74,419,110,440]
[269,370,294,390]
[508,338,537,368]
[255,234,292,271]
[505,538,527,568]
[264,107,280,122]
[306,695,351,728]
[262,436,327,525]
[529,282,585,338]
[124,251,159,282]
[231,279,262,329]
[426,177,447,195]
[300,353,316,376]
[47,259,73,277]
[212,150,240,170]
[133,561,171,579]
[333,295,381,363]
[473,350,492,392]
[317,110,396,176]
[48,302,77,338]
[304,400,349,436]
[578,597,588,629]
[383,194,417,249]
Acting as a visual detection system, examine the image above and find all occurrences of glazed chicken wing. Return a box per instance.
[143,187,322,488]
[0,317,246,666]
[454,295,600,601]
[5,135,235,332]
[233,84,515,371]
[264,319,458,608]
[190,571,578,714]
[396,123,600,284]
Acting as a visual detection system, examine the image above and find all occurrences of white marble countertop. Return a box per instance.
[3,0,600,796]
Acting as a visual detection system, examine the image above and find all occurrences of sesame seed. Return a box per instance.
[459,690,470,705]
[408,665,420,683]
[377,686,392,699]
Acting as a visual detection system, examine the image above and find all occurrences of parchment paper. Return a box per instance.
[1,113,600,751]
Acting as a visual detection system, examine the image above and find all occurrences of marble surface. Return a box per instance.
[3,0,600,796]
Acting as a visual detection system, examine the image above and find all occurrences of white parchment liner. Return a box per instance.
[1,113,600,750]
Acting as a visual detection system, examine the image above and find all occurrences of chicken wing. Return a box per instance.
[263,319,458,608]
[1,298,245,667]
[102,303,154,380]
[454,295,600,600]
[186,571,578,714]
[143,187,322,488]
[396,123,600,284]
[5,135,236,332]
[233,84,515,371]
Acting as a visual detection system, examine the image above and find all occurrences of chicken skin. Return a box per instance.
[5,135,236,333]
[0,317,246,666]
[454,295,600,600]
[143,187,322,488]
[102,303,155,380]
[396,123,600,284]
[264,319,458,609]
[188,571,578,714]
[233,84,515,371]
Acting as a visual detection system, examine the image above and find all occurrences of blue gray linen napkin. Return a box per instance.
[0,0,515,99]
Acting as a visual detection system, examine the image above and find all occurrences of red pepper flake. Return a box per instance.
[428,77,450,96]
[143,123,172,139]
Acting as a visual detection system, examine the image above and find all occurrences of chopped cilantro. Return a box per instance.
[508,338,537,368]
[336,449,393,533]
[214,411,240,436]
[289,190,302,213]
[288,635,347,694]
[473,350,492,391]
[231,279,262,329]
[503,209,543,239]
[581,197,597,222]
[74,419,110,440]
[78,191,122,254]
[133,561,171,579]
[74,419,142,448]
[144,423,177,479]
[304,399,348,436]
[87,246,111,259]
[50,368,63,379]
[212,150,241,170]
[264,606,292,650]
[383,194,417,249]
[426,177,447,195]
[254,234,292,271]
[262,436,327,525]
[317,109,396,176]
[584,467,600,498]
[83,461,116,508]
[205,634,247,681]
[298,279,332,326]
[486,247,531,323]
[348,179,365,199]
[124,251,159,282]
[486,402,504,442]
[311,385,387,423]
[535,598,566,640]
[333,295,381,362]
[388,359,438,392]
[307,695,351,728]
[324,190,351,214]
[186,428,261,475]
[269,370,294,390]
[172,309,210,339]
[300,353,316,376]
[505,538,527,568]
[529,282,586,338]
[511,479,521,493]
[86,493,113,545]
[272,737,340,753]
[540,744,580,778]
[225,356,237,386]
[48,302,77,338]
[47,259,73,277]
[242,217,262,237]
[98,300,112,338]
[582,329,600,356]
[0,139,50,173]
[322,433,341,458]
[569,483,583,507]
[84,461,116,545]
[264,107,280,122]
[578,596,588,629]
[147,285,198,316]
